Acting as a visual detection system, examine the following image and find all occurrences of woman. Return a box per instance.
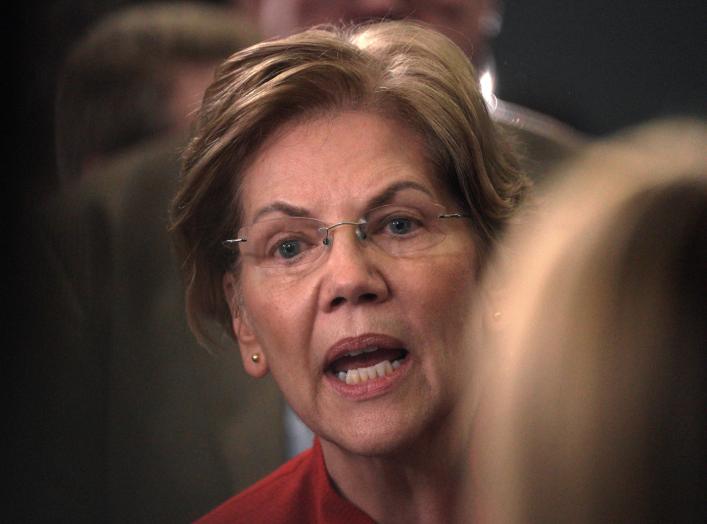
[470,118,707,523]
[170,21,529,523]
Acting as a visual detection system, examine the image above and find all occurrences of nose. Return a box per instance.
[318,226,390,312]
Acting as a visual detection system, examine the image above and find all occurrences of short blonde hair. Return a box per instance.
[170,21,529,348]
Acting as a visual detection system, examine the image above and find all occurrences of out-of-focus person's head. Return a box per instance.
[235,0,501,65]
[55,2,259,185]
[171,20,529,350]
[469,117,707,522]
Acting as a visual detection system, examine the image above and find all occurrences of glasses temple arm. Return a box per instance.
[222,238,246,249]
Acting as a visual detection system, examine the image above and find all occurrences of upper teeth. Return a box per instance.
[345,346,379,357]
[336,358,403,384]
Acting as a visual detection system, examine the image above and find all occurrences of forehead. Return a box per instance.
[238,111,448,221]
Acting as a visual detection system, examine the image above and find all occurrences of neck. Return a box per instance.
[320,409,471,524]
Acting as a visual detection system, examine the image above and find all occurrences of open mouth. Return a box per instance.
[326,347,409,385]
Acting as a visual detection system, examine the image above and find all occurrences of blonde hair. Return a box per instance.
[473,117,707,522]
[170,21,529,349]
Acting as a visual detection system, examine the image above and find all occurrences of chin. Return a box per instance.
[319,410,429,458]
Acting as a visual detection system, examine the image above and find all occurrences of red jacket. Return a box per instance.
[195,438,375,523]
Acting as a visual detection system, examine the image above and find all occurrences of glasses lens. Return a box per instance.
[239,217,326,268]
[364,199,446,256]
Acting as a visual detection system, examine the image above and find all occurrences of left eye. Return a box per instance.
[385,217,417,235]
[277,239,303,259]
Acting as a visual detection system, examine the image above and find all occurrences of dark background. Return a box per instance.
[493,1,705,136]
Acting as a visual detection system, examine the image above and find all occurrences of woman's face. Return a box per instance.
[225,111,479,455]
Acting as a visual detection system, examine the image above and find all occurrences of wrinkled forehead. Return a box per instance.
[236,111,451,224]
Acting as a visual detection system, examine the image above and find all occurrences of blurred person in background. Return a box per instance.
[20,3,275,522]
[231,0,587,181]
[55,0,258,185]
[466,117,706,522]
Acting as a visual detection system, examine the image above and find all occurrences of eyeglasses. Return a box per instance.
[223,196,469,271]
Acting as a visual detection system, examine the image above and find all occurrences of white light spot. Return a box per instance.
[480,70,498,112]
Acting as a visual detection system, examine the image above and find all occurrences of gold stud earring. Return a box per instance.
[251,353,261,363]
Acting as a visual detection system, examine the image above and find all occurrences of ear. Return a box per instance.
[223,272,269,378]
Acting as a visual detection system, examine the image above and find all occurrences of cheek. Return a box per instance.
[242,266,286,309]
[398,253,478,331]
[417,265,478,395]
[241,272,315,355]
[414,252,479,359]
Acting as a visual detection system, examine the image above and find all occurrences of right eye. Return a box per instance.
[264,233,318,264]
[251,217,323,268]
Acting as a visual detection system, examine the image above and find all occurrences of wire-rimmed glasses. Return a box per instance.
[223,196,469,271]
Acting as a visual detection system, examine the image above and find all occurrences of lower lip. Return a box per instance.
[324,355,412,401]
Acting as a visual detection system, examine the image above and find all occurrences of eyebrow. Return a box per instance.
[365,181,434,209]
[251,202,313,223]
[249,180,434,224]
